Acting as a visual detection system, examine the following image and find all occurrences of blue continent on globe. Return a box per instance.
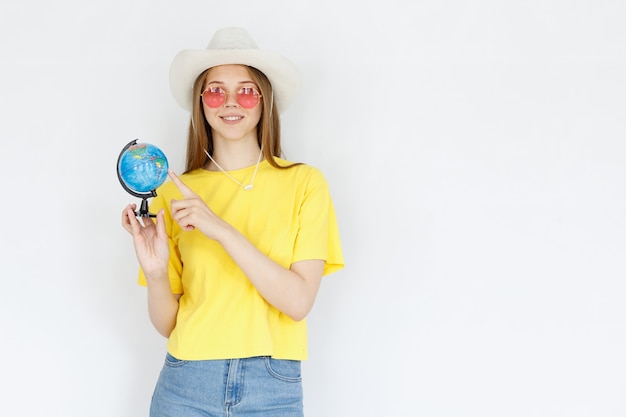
[118,143,169,193]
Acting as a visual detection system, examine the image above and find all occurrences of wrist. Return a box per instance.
[143,268,169,285]
[213,219,238,243]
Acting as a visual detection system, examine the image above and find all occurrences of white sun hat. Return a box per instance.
[169,27,301,113]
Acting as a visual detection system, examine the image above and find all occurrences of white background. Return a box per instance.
[1,1,625,416]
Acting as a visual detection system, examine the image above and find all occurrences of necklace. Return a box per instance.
[203,147,263,191]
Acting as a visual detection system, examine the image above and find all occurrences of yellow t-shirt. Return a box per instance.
[138,159,344,360]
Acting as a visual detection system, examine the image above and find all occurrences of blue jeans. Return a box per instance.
[150,353,304,417]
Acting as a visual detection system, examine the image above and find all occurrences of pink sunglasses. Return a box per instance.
[201,86,262,109]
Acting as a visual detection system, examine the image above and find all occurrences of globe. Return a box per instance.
[118,141,169,194]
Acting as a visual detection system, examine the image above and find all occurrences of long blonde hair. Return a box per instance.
[183,65,300,173]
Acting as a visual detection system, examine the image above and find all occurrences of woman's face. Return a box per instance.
[201,64,263,144]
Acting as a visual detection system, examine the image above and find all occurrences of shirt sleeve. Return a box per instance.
[291,167,344,276]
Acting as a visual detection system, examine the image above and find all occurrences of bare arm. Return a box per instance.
[122,205,181,337]
[146,277,181,337]
[218,225,323,321]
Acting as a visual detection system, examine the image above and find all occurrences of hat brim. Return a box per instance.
[169,49,301,113]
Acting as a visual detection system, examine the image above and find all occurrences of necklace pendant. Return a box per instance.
[243,184,254,191]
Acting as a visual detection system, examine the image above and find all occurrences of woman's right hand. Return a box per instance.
[121,204,169,282]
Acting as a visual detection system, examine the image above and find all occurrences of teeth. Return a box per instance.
[223,116,241,121]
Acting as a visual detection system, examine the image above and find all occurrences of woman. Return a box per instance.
[121,27,344,416]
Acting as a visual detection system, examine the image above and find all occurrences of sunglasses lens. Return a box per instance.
[202,88,225,108]
[237,87,260,109]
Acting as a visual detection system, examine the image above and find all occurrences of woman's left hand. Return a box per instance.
[168,169,229,240]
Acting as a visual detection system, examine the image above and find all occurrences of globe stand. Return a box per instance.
[117,139,160,218]
[135,195,157,218]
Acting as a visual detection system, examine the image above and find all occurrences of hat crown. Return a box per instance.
[207,27,259,50]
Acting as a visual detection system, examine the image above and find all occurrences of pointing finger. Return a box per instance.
[168,169,197,199]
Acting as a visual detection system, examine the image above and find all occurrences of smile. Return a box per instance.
[222,116,243,122]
